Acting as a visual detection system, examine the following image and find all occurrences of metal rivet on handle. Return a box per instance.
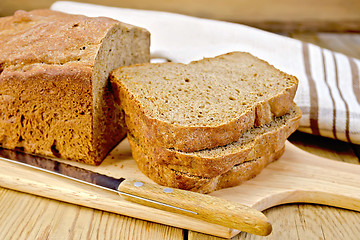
[163,188,173,193]
[134,181,144,187]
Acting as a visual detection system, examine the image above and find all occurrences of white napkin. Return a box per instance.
[52,1,360,144]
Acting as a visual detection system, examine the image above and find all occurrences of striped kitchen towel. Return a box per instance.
[52,1,360,144]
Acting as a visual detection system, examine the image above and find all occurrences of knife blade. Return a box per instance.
[0,147,272,236]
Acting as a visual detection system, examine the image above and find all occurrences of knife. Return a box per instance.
[0,148,271,236]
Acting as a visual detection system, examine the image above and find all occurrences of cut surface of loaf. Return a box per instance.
[128,104,301,192]
[128,104,301,178]
[0,9,150,164]
[111,51,298,152]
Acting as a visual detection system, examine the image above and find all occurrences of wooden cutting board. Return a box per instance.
[0,139,359,238]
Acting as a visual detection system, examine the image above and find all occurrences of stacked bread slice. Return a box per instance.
[110,52,301,193]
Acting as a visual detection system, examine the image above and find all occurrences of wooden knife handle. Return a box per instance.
[118,178,272,236]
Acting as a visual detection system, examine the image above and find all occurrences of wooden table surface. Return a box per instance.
[0,32,359,240]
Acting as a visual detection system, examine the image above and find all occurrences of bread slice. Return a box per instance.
[0,10,150,165]
[128,104,301,178]
[111,52,298,152]
[132,141,285,194]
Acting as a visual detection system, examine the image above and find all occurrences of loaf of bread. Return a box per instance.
[110,52,298,152]
[129,104,301,193]
[128,104,301,178]
[0,10,150,165]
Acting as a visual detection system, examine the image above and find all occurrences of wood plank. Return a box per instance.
[288,33,360,59]
[0,0,359,32]
[2,139,360,238]
[246,21,360,33]
[190,204,360,239]
[0,187,184,240]
[240,204,360,240]
[3,0,360,21]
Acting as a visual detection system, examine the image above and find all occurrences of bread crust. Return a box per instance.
[128,104,301,178]
[132,140,285,194]
[198,147,285,193]
[111,52,298,152]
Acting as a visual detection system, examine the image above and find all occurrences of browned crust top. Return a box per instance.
[0,9,121,77]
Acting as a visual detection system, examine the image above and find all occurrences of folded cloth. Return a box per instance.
[52,1,360,144]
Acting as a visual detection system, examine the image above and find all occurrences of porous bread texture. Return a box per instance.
[128,104,301,193]
[0,9,150,165]
[132,141,285,194]
[128,104,301,178]
[110,51,298,152]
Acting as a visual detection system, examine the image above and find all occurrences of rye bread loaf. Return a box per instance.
[0,9,150,165]
[110,52,298,152]
[128,104,301,178]
[131,140,285,193]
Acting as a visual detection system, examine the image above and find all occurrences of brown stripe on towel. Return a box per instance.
[333,53,351,143]
[348,57,360,105]
[322,49,338,140]
[302,43,320,136]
